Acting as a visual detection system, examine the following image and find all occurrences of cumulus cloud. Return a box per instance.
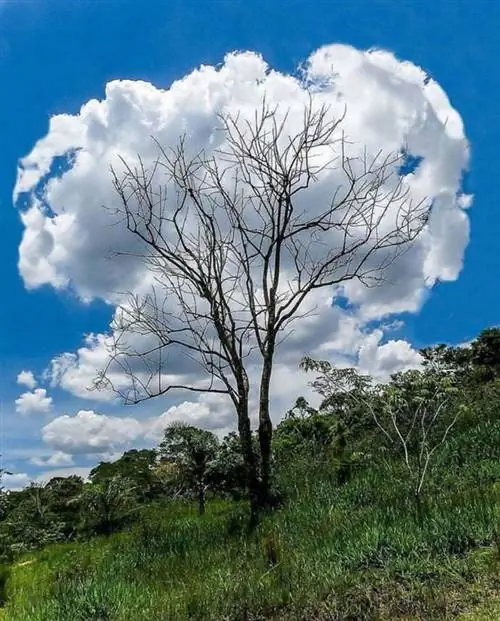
[15,46,470,301]
[357,330,423,377]
[42,301,423,420]
[41,400,236,456]
[15,44,470,430]
[145,400,236,441]
[36,467,92,484]
[4,472,32,492]
[16,370,37,389]
[42,409,144,455]
[46,333,117,402]
[15,388,53,415]
[30,451,74,467]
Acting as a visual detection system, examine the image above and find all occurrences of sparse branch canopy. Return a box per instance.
[96,99,431,516]
[300,357,466,506]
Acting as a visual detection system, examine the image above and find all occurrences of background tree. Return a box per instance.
[210,432,248,501]
[470,328,500,381]
[42,476,84,539]
[420,343,470,376]
[420,328,500,386]
[275,397,335,459]
[0,467,11,522]
[97,99,430,520]
[90,449,163,503]
[275,391,373,488]
[1,481,71,554]
[79,476,137,536]
[159,423,219,515]
[301,358,466,514]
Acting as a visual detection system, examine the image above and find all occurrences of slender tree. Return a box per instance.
[96,100,429,521]
[79,476,136,536]
[159,423,219,515]
[90,449,162,503]
[301,358,466,515]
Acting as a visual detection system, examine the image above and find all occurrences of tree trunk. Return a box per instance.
[197,482,205,516]
[258,353,274,510]
[236,394,260,527]
[414,489,425,524]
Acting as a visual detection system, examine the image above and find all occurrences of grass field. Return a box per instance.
[2,452,499,620]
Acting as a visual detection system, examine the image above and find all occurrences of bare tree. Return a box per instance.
[96,99,429,522]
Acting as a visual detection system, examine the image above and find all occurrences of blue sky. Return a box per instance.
[0,0,497,486]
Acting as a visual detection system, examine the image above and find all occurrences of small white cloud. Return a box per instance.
[15,388,53,415]
[145,400,233,441]
[42,410,144,455]
[45,328,190,404]
[30,451,74,467]
[16,370,37,390]
[4,472,32,492]
[36,466,92,484]
[46,333,117,402]
[358,331,423,378]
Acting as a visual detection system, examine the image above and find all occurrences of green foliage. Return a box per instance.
[90,449,163,503]
[159,423,219,515]
[209,432,247,500]
[0,478,85,560]
[420,328,500,385]
[275,397,336,456]
[78,477,138,537]
[3,449,500,620]
[2,327,500,619]
[300,358,468,506]
[470,327,500,381]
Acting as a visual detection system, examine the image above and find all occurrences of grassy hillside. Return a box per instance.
[2,452,500,620]
[2,339,500,620]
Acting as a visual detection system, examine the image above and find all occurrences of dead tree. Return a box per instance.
[96,100,429,522]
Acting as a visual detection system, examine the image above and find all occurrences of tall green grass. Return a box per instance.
[3,451,500,621]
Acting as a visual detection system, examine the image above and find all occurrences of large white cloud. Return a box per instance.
[42,302,424,415]
[15,44,470,435]
[15,46,470,300]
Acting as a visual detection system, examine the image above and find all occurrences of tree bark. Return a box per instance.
[414,490,424,524]
[236,395,260,526]
[258,353,274,509]
[197,482,205,516]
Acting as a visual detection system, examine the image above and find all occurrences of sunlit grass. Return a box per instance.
[2,450,500,621]
[3,416,500,620]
